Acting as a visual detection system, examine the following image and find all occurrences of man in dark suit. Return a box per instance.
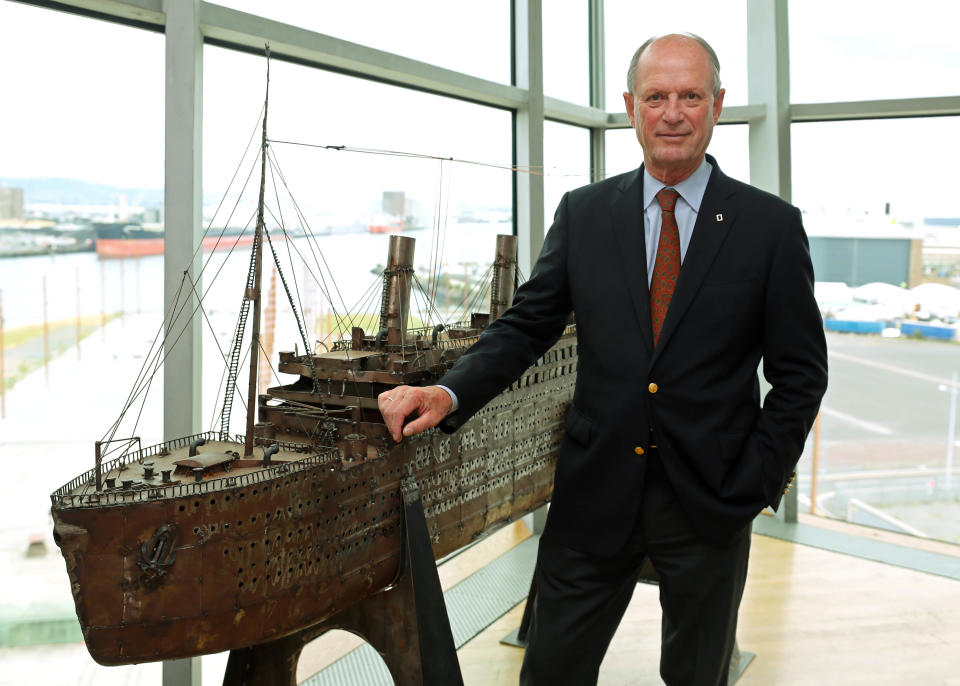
[380,33,827,686]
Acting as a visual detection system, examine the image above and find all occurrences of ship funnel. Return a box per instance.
[381,235,416,347]
[489,234,518,321]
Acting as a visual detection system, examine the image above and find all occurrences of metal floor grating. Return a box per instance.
[300,535,539,685]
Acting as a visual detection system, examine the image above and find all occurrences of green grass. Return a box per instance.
[1,313,120,391]
[1,315,116,348]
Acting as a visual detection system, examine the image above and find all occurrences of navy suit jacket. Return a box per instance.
[439,155,828,555]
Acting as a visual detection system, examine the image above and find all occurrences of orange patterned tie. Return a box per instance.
[650,188,680,346]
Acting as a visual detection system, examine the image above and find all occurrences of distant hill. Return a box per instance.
[0,177,164,207]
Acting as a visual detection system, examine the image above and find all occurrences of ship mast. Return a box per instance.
[244,46,270,457]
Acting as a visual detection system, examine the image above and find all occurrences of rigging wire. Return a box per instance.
[425,159,445,320]
[412,274,450,331]
[115,160,260,444]
[434,160,453,309]
[99,274,190,446]
[200,102,265,239]
[102,194,257,451]
[262,223,313,367]
[459,263,495,324]
[265,149,355,346]
[268,139,546,175]
[266,153,310,346]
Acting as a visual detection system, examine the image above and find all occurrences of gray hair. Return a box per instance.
[626,33,722,97]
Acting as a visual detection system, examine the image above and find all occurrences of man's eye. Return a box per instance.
[685,93,699,100]
[648,94,661,102]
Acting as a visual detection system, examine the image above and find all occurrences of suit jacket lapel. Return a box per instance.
[652,160,738,362]
[611,168,654,354]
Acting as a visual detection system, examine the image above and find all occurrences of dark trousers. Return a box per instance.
[519,453,751,686]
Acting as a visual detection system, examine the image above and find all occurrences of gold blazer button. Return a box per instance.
[648,383,658,394]
[634,446,645,455]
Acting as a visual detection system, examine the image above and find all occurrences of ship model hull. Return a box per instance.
[51,233,577,665]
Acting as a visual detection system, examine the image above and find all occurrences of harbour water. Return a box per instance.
[0,223,508,332]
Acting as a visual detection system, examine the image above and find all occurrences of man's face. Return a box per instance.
[623,36,725,184]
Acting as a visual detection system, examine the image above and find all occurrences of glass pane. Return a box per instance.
[204,45,514,431]
[0,4,167,679]
[0,7,165,433]
[212,0,511,84]
[793,119,959,218]
[604,0,748,110]
[543,0,590,105]
[543,121,591,225]
[793,118,960,546]
[790,0,960,103]
[604,124,749,184]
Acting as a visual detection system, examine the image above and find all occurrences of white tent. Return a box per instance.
[852,282,914,315]
[909,283,960,319]
[814,282,853,315]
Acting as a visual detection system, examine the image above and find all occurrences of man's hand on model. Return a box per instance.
[377,385,453,442]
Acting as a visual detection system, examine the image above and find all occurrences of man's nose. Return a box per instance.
[663,96,684,123]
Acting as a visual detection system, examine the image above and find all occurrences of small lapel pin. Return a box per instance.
[715,213,723,222]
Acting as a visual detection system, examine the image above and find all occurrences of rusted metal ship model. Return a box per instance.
[49,53,576,669]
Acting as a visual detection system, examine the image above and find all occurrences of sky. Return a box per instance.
[1,0,959,220]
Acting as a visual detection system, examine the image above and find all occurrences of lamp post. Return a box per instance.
[939,371,957,493]
[946,372,957,492]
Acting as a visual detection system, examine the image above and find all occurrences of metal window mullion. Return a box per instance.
[746,0,792,202]
[588,0,605,182]
[513,0,545,276]
[747,0,797,526]
[791,96,960,122]
[162,7,204,683]
[160,0,205,679]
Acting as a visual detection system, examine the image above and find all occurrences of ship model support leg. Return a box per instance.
[222,477,463,686]
[499,573,536,648]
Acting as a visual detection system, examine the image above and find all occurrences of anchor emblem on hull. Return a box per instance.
[138,524,178,590]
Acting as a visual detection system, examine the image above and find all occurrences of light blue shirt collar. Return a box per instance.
[642,158,712,213]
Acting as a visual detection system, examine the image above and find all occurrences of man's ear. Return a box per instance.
[623,91,636,128]
[712,88,725,124]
